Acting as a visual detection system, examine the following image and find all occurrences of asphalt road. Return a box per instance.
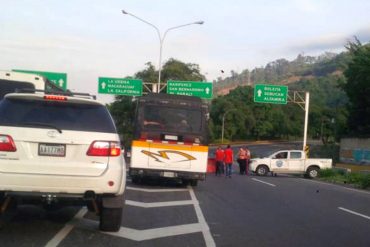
[196,173,370,247]
[0,143,369,247]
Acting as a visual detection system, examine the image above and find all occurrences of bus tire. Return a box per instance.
[190,179,198,187]
[182,179,190,186]
[132,176,141,184]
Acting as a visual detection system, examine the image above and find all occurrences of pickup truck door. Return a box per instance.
[288,151,305,172]
[270,151,289,171]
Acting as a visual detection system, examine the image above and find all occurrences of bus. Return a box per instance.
[129,93,209,186]
[0,70,63,100]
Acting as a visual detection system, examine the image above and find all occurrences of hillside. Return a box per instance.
[214,51,350,96]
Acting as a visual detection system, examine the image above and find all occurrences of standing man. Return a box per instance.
[237,147,247,175]
[214,146,224,176]
[245,146,251,175]
[224,145,234,178]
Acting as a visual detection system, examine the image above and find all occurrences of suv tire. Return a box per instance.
[99,207,123,232]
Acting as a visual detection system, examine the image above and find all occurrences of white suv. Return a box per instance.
[0,90,126,231]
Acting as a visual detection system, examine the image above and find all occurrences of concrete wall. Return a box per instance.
[340,138,370,165]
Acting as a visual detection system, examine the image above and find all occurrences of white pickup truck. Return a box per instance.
[249,150,332,178]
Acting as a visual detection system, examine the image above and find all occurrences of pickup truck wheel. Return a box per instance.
[256,165,269,176]
[99,207,123,232]
[307,167,319,178]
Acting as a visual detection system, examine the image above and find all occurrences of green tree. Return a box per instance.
[135,62,157,83]
[107,96,135,148]
[108,58,207,144]
[344,39,370,135]
[161,58,205,82]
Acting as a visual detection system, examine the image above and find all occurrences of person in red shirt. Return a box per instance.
[224,145,234,178]
[214,146,225,176]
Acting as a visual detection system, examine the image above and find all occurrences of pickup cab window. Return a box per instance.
[290,152,302,159]
[273,152,288,159]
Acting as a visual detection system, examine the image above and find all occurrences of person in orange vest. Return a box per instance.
[237,147,247,175]
[245,146,251,175]
[214,146,225,176]
[224,145,234,178]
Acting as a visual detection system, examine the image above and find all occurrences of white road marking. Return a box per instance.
[71,217,203,241]
[125,199,194,208]
[252,178,276,187]
[45,207,88,247]
[126,186,188,192]
[46,186,215,245]
[189,186,216,247]
[301,179,370,195]
[338,207,370,220]
[109,223,202,241]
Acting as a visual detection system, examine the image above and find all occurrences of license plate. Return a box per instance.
[38,143,66,157]
[163,172,175,178]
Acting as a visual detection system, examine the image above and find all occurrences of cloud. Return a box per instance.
[355,27,370,43]
[293,0,322,13]
[288,26,370,54]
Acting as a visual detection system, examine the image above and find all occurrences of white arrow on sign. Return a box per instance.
[205,87,210,94]
[101,82,106,89]
[257,89,262,97]
[58,79,64,87]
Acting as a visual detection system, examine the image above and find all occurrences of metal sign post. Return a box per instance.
[287,91,310,151]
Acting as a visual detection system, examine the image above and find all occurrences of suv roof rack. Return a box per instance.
[14,88,97,100]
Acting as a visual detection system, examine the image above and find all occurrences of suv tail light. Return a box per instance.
[44,95,67,101]
[0,135,17,152]
[86,141,121,157]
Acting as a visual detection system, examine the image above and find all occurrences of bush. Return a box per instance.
[318,168,370,189]
[346,173,363,184]
[319,168,336,177]
[358,174,370,189]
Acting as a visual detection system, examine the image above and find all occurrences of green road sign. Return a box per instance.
[167,80,213,99]
[13,69,67,90]
[98,77,142,96]
[254,84,288,104]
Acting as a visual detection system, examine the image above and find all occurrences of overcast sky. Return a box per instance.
[1,0,369,103]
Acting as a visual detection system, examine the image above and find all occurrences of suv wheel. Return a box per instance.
[99,207,123,232]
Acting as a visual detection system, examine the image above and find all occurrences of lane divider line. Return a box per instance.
[126,186,189,192]
[188,186,216,247]
[252,178,276,187]
[301,179,370,195]
[45,207,88,247]
[338,207,370,220]
[125,200,193,208]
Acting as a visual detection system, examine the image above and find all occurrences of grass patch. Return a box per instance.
[318,168,370,189]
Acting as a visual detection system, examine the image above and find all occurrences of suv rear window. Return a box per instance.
[0,98,116,133]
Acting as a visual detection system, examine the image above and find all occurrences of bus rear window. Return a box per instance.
[0,80,35,100]
[140,105,202,133]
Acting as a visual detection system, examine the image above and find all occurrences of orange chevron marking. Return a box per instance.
[141,150,196,163]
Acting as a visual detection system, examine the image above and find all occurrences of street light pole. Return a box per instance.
[121,10,204,93]
[221,110,233,144]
